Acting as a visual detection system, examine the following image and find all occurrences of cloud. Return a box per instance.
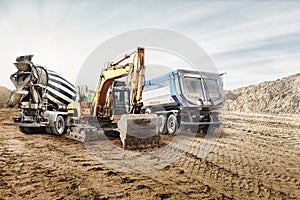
[1,1,299,91]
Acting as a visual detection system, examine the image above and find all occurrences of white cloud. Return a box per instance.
[0,1,299,91]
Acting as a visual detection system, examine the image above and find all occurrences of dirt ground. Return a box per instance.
[0,108,299,200]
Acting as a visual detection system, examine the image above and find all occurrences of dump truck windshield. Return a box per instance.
[183,77,205,100]
[204,79,221,100]
[182,74,222,106]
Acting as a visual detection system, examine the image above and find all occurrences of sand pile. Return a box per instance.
[0,86,11,108]
[225,73,300,114]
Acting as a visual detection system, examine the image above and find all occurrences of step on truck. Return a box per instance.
[142,69,224,134]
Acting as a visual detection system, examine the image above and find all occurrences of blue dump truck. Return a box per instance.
[142,69,224,134]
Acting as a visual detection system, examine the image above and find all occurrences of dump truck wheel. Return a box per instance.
[202,113,219,134]
[202,125,209,134]
[158,115,167,134]
[190,125,201,133]
[167,114,178,135]
[51,115,65,135]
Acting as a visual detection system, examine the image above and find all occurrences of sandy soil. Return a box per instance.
[0,108,299,199]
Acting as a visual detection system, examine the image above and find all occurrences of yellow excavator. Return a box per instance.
[67,47,160,149]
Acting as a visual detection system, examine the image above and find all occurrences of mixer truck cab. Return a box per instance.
[142,69,224,135]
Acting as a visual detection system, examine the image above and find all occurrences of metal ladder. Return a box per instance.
[41,87,48,110]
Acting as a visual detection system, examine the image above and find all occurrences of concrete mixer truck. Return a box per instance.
[7,55,76,135]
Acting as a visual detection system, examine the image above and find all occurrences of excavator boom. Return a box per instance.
[90,47,160,149]
[93,64,132,118]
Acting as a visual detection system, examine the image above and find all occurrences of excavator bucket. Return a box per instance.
[117,114,160,149]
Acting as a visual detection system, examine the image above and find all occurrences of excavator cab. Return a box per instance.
[110,81,130,116]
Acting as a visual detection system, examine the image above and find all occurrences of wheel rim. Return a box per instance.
[167,115,177,134]
[56,116,65,135]
[159,121,164,132]
[158,115,166,133]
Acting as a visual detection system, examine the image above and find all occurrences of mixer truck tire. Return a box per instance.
[45,128,52,134]
[19,126,28,134]
[51,115,66,135]
[158,115,167,134]
[19,126,45,134]
[167,114,178,135]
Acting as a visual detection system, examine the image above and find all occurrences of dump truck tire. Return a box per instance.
[167,114,178,135]
[158,115,167,134]
[190,125,201,133]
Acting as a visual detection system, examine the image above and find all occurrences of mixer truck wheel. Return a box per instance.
[167,114,178,135]
[21,127,45,134]
[51,115,66,135]
[158,115,167,134]
[19,126,28,134]
[45,127,52,134]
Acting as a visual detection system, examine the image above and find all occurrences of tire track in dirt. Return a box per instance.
[1,109,299,199]
[148,111,300,199]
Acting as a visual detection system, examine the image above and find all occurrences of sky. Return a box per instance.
[1,0,300,90]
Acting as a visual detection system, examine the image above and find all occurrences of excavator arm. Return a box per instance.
[92,63,132,118]
[128,47,145,113]
[73,47,160,149]
[92,47,145,118]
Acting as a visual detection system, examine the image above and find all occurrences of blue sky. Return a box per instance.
[1,0,300,90]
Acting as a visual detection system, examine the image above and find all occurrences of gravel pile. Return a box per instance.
[225,73,300,114]
[0,86,11,108]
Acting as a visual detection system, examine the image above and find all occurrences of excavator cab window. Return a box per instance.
[111,88,130,116]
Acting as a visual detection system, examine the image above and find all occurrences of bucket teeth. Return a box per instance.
[122,135,160,149]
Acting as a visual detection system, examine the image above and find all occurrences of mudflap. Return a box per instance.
[117,114,160,149]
